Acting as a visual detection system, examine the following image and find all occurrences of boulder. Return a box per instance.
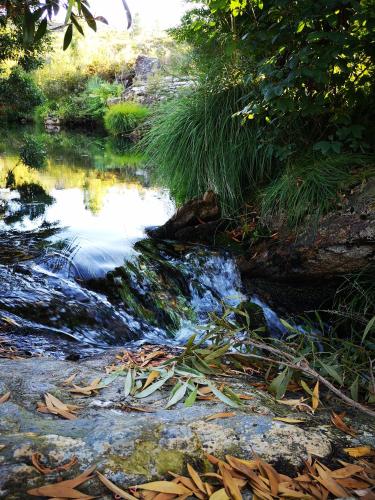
[134,55,160,81]
[147,191,221,244]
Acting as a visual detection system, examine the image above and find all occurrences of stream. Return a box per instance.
[1,126,276,358]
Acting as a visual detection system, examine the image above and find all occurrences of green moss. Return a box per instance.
[108,441,185,479]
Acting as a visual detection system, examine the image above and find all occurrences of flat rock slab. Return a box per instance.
[0,353,373,499]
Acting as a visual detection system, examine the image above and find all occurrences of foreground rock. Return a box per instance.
[1,352,374,498]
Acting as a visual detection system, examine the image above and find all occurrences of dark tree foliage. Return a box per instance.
[172,0,375,156]
[0,0,132,51]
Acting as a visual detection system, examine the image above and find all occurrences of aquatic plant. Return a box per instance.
[104,102,150,136]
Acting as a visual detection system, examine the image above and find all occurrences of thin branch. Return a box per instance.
[227,345,375,418]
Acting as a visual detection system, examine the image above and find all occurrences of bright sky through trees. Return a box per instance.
[89,0,189,31]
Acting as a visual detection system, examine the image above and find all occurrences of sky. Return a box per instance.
[87,0,189,31]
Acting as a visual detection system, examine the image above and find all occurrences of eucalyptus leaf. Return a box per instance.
[184,387,198,407]
[124,369,133,398]
[135,371,174,399]
[166,383,187,408]
[268,368,292,399]
[209,384,240,409]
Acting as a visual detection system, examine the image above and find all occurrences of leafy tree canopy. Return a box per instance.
[0,1,132,51]
[172,0,375,155]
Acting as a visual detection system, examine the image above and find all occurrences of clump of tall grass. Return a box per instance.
[261,154,373,227]
[104,102,149,136]
[142,86,274,215]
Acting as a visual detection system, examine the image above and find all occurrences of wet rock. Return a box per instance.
[148,191,221,244]
[0,354,349,499]
[0,264,136,348]
[239,179,375,282]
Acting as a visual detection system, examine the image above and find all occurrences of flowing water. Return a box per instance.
[0,127,258,358]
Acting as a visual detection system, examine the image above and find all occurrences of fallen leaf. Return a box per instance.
[38,393,79,420]
[259,460,280,496]
[27,466,95,498]
[31,453,78,475]
[209,487,229,500]
[187,463,206,494]
[135,481,190,495]
[68,378,101,396]
[315,463,349,498]
[312,381,319,411]
[143,370,160,390]
[344,446,375,458]
[331,412,357,437]
[219,464,243,500]
[97,471,138,499]
[0,391,10,404]
[205,412,236,421]
[121,404,156,413]
[273,417,305,424]
[62,373,77,386]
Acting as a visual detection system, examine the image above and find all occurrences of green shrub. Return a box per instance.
[19,135,47,169]
[261,155,373,227]
[35,77,122,126]
[142,86,274,215]
[0,67,45,121]
[104,102,150,136]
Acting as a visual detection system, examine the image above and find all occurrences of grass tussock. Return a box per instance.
[142,86,274,215]
[261,154,374,227]
[104,102,149,136]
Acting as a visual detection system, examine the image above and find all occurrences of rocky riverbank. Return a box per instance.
[1,349,374,499]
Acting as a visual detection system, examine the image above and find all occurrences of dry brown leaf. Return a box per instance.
[27,466,95,498]
[135,481,190,495]
[344,446,375,458]
[38,393,78,420]
[152,494,175,500]
[0,391,10,404]
[219,464,243,500]
[238,394,253,400]
[198,386,213,396]
[312,381,319,411]
[62,373,77,386]
[330,464,364,479]
[337,477,371,489]
[273,417,305,424]
[68,378,101,396]
[314,463,349,498]
[31,453,78,475]
[121,404,156,413]
[171,475,205,500]
[331,412,357,437]
[259,460,280,496]
[209,488,229,500]
[187,464,206,494]
[205,412,236,421]
[97,471,138,499]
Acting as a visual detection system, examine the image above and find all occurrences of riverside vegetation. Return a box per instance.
[0,1,374,498]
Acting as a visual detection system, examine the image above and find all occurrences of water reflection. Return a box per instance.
[0,127,175,278]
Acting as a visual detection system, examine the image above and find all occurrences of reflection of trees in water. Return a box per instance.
[0,126,149,214]
[4,183,54,224]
